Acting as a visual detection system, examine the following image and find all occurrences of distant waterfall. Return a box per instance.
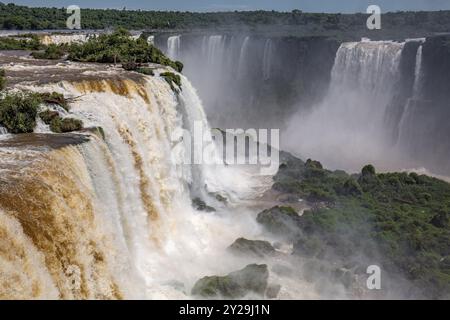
[167,35,181,60]
[0,126,7,135]
[397,43,425,150]
[262,39,273,80]
[202,35,226,66]
[286,40,406,171]
[412,45,423,99]
[237,36,250,78]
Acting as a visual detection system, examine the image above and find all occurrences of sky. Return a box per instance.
[6,0,450,13]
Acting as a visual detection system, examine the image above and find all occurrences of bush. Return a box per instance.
[136,67,154,76]
[0,35,42,50]
[50,117,83,133]
[38,92,69,111]
[67,28,183,72]
[160,72,181,90]
[0,69,5,90]
[0,92,41,133]
[39,110,59,124]
[31,44,66,60]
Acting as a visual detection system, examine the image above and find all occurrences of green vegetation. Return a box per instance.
[49,117,83,133]
[38,91,69,111]
[191,264,268,298]
[228,238,275,258]
[2,3,450,40]
[67,28,183,72]
[0,91,40,133]
[31,43,67,60]
[39,107,83,133]
[0,69,5,90]
[161,72,182,90]
[0,33,42,50]
[0,89,81,134]
[269,156,450,298]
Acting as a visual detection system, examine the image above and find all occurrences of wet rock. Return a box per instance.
[191,264,269,299]
[228,238,275,258]
[265,284,281,299]
[192,197,216,212]
[256,206,300,237]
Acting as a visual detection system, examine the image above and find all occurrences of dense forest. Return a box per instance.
[1,2,450,39]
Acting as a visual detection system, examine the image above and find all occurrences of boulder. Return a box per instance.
[256,206,300,237]
[228,238,275,258]
[191,264,269,298]
[192,197,216,212]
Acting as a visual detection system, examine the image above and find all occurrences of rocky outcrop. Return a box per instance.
[228,238,276,258]
[191,264,269,299]
[256,206,301,238]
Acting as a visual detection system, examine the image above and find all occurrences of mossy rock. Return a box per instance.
[256,206,300,237]
[39,110,59,125]
[161,72,182,91]
[191,264,269,298]
[50,117,83,133]
[228,238,275,258]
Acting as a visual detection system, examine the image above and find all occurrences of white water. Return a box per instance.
[263,39,274,80]
[237,36,250,79]
[285,40,406,172]
[167,36,181,60]
[1,65,297,299]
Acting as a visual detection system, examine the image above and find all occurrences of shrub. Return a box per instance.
[0,69,5,90]
[39,110,59,124]
[38,92,69,111]
[50,117,83,133]
[362,164,376,176]
[0,92,41,133]
[160,72,181,90]
[136,67,155,76]
[67,28,183,72]
[31,44,66,60]
[0,35,42,50]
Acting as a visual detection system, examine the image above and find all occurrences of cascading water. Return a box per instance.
[285,40,406,171]
[0,63,278,299]
[237,36,250,79]
[167,36,181,60]
[262,39,273,80]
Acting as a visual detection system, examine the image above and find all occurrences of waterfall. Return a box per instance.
[397,43,424,150]
[203,35,226,66]
[262,39,273,80]
[237,36,250,78]
[412,45,423,99]
[285,40,406,171]
[0,126,7,135]
[0,66,268,299]
[167,36,181,60]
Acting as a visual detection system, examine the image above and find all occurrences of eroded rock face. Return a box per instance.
[228,238,276,258]
[191,264,269,298]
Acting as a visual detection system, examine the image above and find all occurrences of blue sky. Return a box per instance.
[7,0,450,12]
